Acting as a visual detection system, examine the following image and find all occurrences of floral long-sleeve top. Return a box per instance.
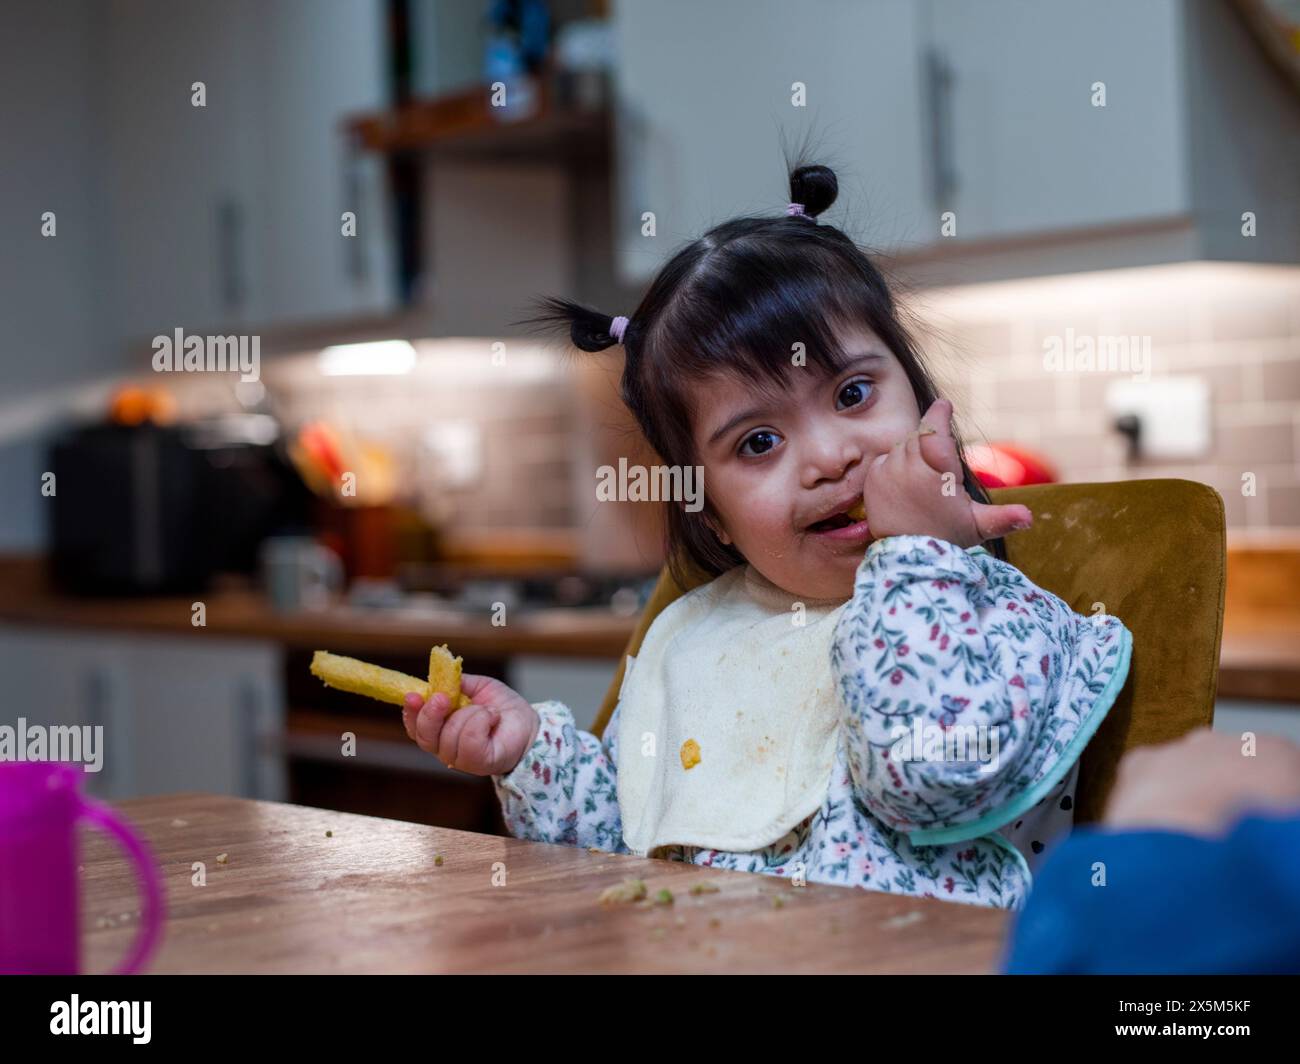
[492,535,1132,910]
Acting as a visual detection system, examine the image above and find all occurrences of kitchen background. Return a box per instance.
[2,0,1299,829]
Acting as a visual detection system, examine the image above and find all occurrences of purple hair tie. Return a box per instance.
[786,202,806,216]
[609,315,629,343]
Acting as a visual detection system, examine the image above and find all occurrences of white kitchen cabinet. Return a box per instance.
[118,635,285,801]
[915,0,1300,269]
[1214,699,1300,747]
[242,0,397,329]
[923,0,1187,241]
[0,627,132,801]
[508,655,619,733]
[612,0,1300,286]
[99,0,396,354]
[100,0,264,346]
[612,0,931,285]
[0,626,285,802]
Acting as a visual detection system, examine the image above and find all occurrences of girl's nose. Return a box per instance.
[801,433,864,488]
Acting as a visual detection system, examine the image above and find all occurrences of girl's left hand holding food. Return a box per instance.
[402,673,541,775]
[862,397,1033,547]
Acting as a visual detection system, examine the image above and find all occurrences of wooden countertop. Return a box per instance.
[1216,614,1300,702]
[81,793,1008,974]
[0,558,637,659]
[3,552,1296,697]
[1220,540,1300,702]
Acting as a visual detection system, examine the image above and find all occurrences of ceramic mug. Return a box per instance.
[260,536,343,611]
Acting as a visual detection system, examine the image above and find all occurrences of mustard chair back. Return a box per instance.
[592,479,1227,824]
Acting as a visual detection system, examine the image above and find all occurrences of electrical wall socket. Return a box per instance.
[422,421,482,487]
[1104,376,1210,460]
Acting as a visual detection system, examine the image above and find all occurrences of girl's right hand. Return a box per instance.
[402,673,541,776]
[864,397,1033,547]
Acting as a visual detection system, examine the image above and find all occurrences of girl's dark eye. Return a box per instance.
[738,429,781,458]
[836,377,874,410]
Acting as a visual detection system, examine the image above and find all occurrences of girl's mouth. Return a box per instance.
[809,512,853,532]
[807,511,872,541]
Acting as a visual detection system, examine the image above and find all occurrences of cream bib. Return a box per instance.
[616,563,850,858]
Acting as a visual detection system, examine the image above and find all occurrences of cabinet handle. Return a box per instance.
[83,667,114,789]
[924,47,958,212]
[236,679,261,798]
[613,95,661,283]
[342,143,367,285]
[216,196,246,313]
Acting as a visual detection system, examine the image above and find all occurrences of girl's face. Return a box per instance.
[691,323,922,602]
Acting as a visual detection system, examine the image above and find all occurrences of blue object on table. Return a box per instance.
[485,0,551,78]
[484,34,525,82]
[1002,811,1300,974]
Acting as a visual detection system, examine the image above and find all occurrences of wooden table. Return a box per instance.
[81,793,1010,974]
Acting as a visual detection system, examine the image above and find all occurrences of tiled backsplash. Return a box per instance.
[248,263,1300,561]
[264,345,583,529]
[260,341,665,571]
[913,263,1300,529]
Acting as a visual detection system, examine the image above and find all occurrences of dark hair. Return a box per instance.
[517,160,1006,589]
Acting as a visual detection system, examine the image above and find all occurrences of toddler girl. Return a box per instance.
[401,162,1131,909]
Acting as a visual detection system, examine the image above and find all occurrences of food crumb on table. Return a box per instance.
[434,854,444,866]
[216,852,229,864]
[598,877,647,905]
[688,881,721,895]
[325,830,333,838]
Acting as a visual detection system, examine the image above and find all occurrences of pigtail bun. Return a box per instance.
[514,295,626,352]
[789,164,838,219]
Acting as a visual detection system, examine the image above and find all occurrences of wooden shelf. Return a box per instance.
[346,69,612,162]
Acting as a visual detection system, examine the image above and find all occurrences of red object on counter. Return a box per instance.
[965,443,1058,488]
[316,502,396,582]
[298,422,346,482]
